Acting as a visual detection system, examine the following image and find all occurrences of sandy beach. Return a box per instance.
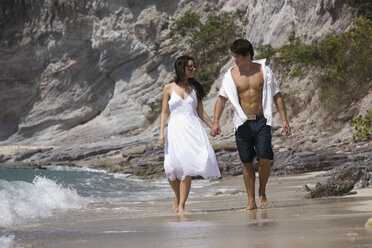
[5,172,372,248]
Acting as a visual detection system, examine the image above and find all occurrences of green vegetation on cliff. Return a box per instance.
[146,99,162,124]
[256,16,372,115]
[349,110,372,140]
[343,0,372,19]
[169,11,239,93]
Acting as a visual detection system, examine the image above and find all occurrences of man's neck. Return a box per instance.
[238,61,253,74]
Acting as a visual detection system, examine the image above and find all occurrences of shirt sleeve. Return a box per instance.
[267,66,280,96]
[219,74,228,99]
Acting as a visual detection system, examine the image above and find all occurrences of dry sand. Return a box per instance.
[7,172,372,248]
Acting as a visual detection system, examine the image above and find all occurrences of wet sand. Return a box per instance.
[8,172,372,248]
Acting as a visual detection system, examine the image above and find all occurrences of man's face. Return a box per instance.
[232,52,250,66]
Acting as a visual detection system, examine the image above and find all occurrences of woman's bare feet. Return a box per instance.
[259,195,268,208]
[178,205,186,214]
[173,199,179,213]
[245,200,257,210]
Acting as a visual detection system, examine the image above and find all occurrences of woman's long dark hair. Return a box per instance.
[174,55,205,101]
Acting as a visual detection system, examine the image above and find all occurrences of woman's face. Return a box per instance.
[185,60,196,79]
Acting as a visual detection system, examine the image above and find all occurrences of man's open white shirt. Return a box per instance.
[219,59,280,131]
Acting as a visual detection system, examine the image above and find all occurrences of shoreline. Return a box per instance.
[2,172,371,248]
[1,136,371,178]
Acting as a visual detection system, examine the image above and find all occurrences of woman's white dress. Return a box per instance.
[164,89,221,181]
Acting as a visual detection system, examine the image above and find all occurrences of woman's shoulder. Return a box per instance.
[165,82,176,87]
[163,82,175,92]
[166,81,177,87]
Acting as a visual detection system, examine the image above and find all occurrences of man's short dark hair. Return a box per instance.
[230,39,254,59]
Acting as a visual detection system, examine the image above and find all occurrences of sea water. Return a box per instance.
[0,165,170,228]
[0,165,172,247]
[0,164,223,246]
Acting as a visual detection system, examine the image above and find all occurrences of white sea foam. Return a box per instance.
[0,176,92,228]
[48,165,131,178]
[112,173,131,179]
[192,180,220,188]
[47,165,107,173]
[0,235,22,248]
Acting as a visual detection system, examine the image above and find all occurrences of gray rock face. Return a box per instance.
[243,0,353,48]
[0,0,355,145]
[272,138,372,175]
[0,0,178,144]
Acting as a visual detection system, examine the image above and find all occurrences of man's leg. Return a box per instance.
[243,162,257,210]
[258,159,271,207]
[235,121,256,210]
[255,118,273,208]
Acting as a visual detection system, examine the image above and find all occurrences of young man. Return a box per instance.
[210,39,290,210]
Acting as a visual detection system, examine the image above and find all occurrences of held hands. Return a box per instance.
[158,132,165,147]
[210,122,221,137]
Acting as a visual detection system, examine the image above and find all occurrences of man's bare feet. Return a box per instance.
[245,200,257,210]
[259,195,268,208]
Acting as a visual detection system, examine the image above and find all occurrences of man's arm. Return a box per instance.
[273,92,291,136]
[210,96,227,136]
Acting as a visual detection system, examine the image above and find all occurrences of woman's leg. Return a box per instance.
[178,176,192,214]
[168,179,180,212]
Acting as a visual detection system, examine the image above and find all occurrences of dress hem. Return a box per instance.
[166,173,221,181]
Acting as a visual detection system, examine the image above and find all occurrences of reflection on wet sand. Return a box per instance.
[246,209,268,220]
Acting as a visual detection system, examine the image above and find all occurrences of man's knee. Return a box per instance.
[259,158,270,163]
[258,159,271,168]
[243,162,254,169]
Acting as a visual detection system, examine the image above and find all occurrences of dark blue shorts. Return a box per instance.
[235,118,273,163]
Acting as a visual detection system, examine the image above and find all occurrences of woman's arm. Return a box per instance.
[197,100,213,128]
[158,84,171,146]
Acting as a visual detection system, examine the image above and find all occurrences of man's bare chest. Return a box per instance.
[232,73,264,93]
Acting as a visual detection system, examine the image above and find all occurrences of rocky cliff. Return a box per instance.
[0,0,359,146]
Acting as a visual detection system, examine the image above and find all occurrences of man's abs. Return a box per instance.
[239,90,263,115]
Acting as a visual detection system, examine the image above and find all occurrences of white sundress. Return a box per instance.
[164,89,221,181]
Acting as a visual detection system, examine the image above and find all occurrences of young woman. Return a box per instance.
[158,55,221,214]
